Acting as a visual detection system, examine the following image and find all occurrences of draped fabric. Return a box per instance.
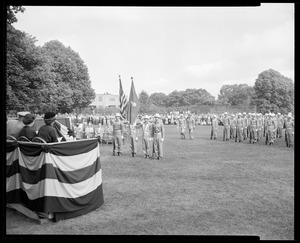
[6,138,104,221]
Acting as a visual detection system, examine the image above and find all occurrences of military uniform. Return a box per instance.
[229,115,237,139]
[211,115,218,140]
[242,113,248,140]
[222,113,230,141]
[235,114,244,142]
[140,116,152,158]
[249,114,258,144]
[186,114,195,140]
[152,114,165,160]
[284,115,294,147]
[177,115,186,139]
[276,114,284,138]
[129,122,139,157]
[265,114,277,145]
[112,114,124,155]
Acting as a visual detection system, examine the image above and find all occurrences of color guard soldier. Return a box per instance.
[140,115,152,158]
[129,120,139,157]
[112,113,124,156]
[151,113,165,160]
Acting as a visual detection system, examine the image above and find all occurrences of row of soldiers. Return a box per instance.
[209,112,294,147]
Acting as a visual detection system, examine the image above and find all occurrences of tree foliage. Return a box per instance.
[40,40,95,113]
[7,5,25,24]
[217,84,255,106]
[252,69,294,114]
[6,26,95,114]
[138,90,150,113]
[6,24,44,112]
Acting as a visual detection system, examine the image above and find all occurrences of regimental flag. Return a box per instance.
[119,75,128,119]
[6,138,104,222]
[126,77,141,125]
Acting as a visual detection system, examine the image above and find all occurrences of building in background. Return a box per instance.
[90,93,122,108]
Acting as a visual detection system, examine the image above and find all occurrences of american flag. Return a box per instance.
[119,75,128,119]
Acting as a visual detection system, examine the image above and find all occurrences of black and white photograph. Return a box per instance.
[5,3,294,240]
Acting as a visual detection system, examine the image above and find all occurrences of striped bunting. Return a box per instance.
[6,138,104,221]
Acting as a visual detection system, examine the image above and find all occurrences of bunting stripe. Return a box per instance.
[6,138,104,220]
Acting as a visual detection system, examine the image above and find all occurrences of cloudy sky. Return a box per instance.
[12,4,294,99]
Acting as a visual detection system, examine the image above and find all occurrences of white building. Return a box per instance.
[90,93,122,108]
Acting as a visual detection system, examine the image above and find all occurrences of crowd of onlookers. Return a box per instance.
[7,110,294,147]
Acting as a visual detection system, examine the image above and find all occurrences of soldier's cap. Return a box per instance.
[154,113,160,118]
[224,112,228,114]
[18,111,30,117]
[115,113,121,117]
[243,112,246,115]
[144,115,150,119]
[287,114,292,118]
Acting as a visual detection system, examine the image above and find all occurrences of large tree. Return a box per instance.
[138,90,150,113]
[6,24,45,112]
[217,84,254,106]
[252,69,294,114]
[149,92,168,107]
[40,40,95,113]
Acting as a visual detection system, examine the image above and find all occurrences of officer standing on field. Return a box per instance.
[112,113,124,156]
[151,113,165,160]
[177,113,186,139]
[186,113,195,140]
[211,114,218,140]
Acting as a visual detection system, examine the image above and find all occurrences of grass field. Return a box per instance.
[6,125,294,240]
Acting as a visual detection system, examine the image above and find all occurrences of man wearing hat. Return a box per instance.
[186,113,195,140]
[18,113,37,141]
[112,113,124,156]
[38,112,59,143]
[284,113,294,147]
[276,113,284,139]
[229,114,237,140]
[222,112,230,141]
[265,113,277,145]
[6,111,30,138]
[249,113,259,144]
[177,113,186,139]
[235,113,244,142]
[210,114,218,140]
[151,113,165,160]
[140,115,152,158]
[242,112,248,140]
